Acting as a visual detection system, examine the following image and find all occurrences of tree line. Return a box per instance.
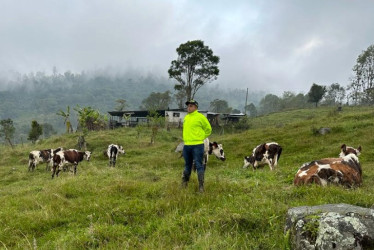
[1,41,373,146]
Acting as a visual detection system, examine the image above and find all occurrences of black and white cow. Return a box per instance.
[175,138,226,170]
[294,145,362,187]
[107,144,125,167]
[28,147,63,171]
[203,138,226,167]
[243,142,282,170]
[52,149,91,178]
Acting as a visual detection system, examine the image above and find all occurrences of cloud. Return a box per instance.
[0,0,373,95]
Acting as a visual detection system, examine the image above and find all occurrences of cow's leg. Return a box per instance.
[266,158,273,171]
[52,166,56,178]
[57,168,61,176]
[112,157,116,167]
[273,154,278,167]
[73,164,77,175]
[202,153,208,171]
[253,161,259,171]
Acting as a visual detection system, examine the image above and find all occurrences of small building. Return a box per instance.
[221,113,246,124]
[108,110,164,128]
[108,109,209,129]
[165,109,208,128]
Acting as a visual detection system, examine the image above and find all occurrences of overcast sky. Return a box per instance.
[1,0,373,94]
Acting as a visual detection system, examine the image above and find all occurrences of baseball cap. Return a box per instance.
[185,100,199,107]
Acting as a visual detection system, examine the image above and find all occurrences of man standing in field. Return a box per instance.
[182,100,212,192]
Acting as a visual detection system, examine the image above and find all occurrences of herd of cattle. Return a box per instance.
[28,139,363,188]
[28,144,125,178]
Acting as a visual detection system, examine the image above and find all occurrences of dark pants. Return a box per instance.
[182,143,205,178]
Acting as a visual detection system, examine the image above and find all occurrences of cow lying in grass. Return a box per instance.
[28,147,63,171]
[243,142,282,170]
[52,149,91,178]
[293,145,362,188]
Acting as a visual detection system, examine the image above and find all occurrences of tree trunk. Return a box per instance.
[6,138,14,149]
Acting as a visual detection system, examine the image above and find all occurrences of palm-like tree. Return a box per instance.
[56,106,73,133]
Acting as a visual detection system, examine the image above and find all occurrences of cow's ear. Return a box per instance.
[357,146,362,152]
[341,144,347,152]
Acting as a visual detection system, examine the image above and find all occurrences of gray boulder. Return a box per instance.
[285,203,374,249]
[319,127,331,135]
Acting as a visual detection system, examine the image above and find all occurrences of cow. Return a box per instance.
[293,151,362,188]
[52,149,91,178]
[28,147,63,171]
[243,142,282,171]
[175,138,226,170]
[107,144,125,167]
[203,139,226,168]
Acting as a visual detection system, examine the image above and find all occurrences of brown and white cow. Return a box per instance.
[107,144,125,167]
[293,145,362,187]
[28,147,63,171]
[52,149,91,178]
[243,142,282,170]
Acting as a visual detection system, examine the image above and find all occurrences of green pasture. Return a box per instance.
[1,106,373,249]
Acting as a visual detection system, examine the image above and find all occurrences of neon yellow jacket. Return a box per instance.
[183,110,212,145]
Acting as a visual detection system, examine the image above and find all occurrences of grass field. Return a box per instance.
[1,106,374,249]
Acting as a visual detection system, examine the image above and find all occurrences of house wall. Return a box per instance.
[165,110,208,127]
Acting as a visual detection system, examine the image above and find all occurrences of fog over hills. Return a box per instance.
[0,69,266,143]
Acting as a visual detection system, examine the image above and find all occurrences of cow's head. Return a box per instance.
[339,144,361,157]
[118,145,125,155]
[243,155,255,168]
[209,142,226,161]
[84,151,92,161]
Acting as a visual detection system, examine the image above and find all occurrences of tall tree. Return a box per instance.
[168,40,220,101]
[323,83,346,106]
[349,44,374,104]
[115,99,127,111]
[307,83,326,107]
[0,118,15,148]
[209,99,232,113]
[74,106,107,132]
[141,91,171,110]
[173,88,187,109]
[42,123,57,138]
[28,120,43,144]
[259,94,281,115]
[245,103,257,117]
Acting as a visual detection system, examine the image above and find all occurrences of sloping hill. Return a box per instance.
[0,106,373,248]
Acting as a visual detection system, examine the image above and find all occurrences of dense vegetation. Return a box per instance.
[1,106,373,249]
[0,70,265,143]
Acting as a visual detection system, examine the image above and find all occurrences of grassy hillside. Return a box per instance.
[1,106,373,249]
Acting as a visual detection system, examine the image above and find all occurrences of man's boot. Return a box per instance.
[198,171,204,193]
[181,172,190,188]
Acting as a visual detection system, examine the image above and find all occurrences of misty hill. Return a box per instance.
[0,71,266,143]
